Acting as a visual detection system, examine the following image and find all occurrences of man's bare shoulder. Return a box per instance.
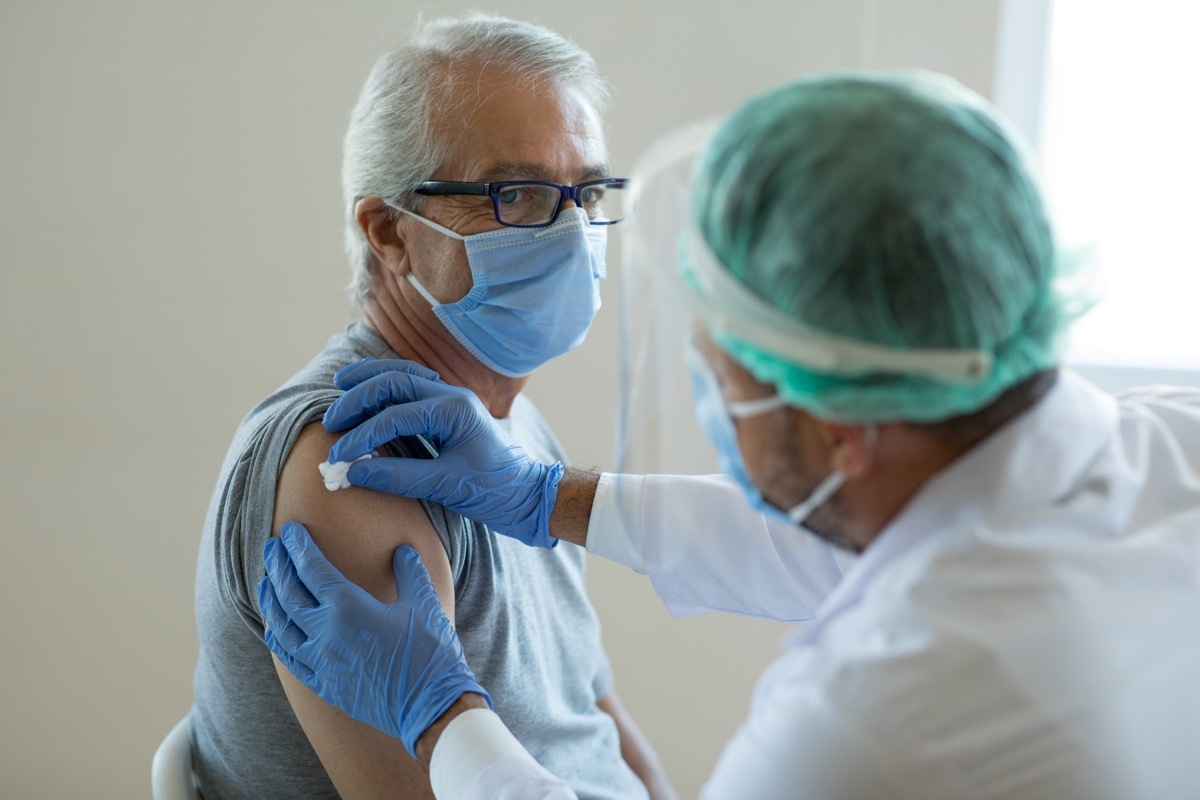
[273,421,454,610]
[271,422,444,799]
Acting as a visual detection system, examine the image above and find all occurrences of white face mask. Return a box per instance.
[395,205,607,378]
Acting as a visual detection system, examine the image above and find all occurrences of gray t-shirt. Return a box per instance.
[191,323,646,800]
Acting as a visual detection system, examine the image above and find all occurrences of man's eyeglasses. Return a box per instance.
[414,178,628,228]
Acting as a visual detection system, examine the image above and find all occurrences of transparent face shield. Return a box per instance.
[608,121,724,571]
[610,119,996,564]
[617,117,1000,452]
[615,120,724,480]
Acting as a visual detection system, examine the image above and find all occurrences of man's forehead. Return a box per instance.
[473,160,612,183]
[429,66,609,182]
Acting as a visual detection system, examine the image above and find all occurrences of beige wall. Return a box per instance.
[0,1,1006,797]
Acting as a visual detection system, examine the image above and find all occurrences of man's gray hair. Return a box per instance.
[341,13,611,306]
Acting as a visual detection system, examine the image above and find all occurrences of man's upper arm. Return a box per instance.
[270,421,454,800]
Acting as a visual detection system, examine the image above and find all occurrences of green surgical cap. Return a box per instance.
[690,71,1087,423]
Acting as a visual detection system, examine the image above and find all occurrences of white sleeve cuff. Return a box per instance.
[430,709,575,800]
[584,473,650,573]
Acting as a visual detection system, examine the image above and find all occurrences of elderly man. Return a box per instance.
[260,71,1200,799]
[191,14,671,800]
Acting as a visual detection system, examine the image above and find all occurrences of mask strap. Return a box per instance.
[785,423,878,525]
[727,394,788,418]
[384,203,462,309]
[405,274,442,309]
[786,471,846,526]
[388,203,466,241]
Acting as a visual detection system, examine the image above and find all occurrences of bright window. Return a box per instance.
[1039,0,1200,369]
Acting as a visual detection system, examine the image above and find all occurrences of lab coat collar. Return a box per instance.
[787,369,1120,647]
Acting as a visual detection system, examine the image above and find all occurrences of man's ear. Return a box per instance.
[824,422,878,480]
[355,197,407,273]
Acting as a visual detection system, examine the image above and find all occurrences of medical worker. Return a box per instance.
[258,71,1200,798]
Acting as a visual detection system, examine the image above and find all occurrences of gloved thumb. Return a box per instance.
[280,521,355,606]
[392,546,454,643]
[391,544,436,595]
[347,457,459,503]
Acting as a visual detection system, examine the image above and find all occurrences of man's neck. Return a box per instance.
[362,281,527,419]
[840,427,983,552]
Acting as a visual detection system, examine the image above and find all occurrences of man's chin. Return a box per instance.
[803,516,859,554]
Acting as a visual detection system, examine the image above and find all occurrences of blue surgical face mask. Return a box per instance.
[684,338,847,527]
[392,204,606,378]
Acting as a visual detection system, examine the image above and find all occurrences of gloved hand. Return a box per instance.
[322,358,563,549]
[258,521,492,759]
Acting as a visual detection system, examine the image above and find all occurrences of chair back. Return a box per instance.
[151,714,201,800]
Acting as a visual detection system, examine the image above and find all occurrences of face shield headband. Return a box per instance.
[680,226,994,386]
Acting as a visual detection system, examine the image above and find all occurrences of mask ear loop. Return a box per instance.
[405,274,442,309]
[865,423,880,449]
[786,472,845,526]
[785,423,879,526]
[727,394,787,418]
[383,203,465,310]
[387,203,467,241]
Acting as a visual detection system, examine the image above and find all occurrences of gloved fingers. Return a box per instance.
[264,625,318,686]
[325,371,448,434]
[392,545,441,605]
[258,576,311,654]
[280,521,358,607]
[263,533,319,615]
[327,398,453,462]
[332,358,441,391]
[343,455,460,500]
[258,574,291,636]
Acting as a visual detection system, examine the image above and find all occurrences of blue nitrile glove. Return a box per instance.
[258,521,492,759]
[322,358,563,549]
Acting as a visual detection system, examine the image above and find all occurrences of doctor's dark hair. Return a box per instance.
[341,13,611,307]
[690,72,1088,423]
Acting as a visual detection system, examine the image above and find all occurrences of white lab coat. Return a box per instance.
[431,371,1200,799]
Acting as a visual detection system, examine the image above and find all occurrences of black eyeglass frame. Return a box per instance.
[413,178,628,228]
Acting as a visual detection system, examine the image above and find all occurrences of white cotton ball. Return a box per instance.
[317,454,373,491]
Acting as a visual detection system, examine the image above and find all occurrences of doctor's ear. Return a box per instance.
[355,197,408,270]
[825,423,880,480]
